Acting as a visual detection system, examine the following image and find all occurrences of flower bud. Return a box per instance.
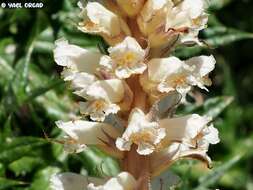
[137,0,170,36]
[116,0,146,17]
[78,2,131,46]
[137,0,208,48]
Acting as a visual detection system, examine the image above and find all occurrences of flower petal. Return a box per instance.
[78,2,131,45]
[181,0,206,18]
[50,172,89,190]
[116,108,165,155]
[79,101,120,122]
[203,124,220,144]
[87,172,137,190]
[102,37,146,79]
[147,57,184,83]
[54,39,101,74]
[71,72,97,90]
[137,142,155,155]
[150,142,212,177]
[56,120,120,146]
[137,0,171,36]
[108,37,145,58]
[159,114,213,147]
[149,114,219,176]
[186,55,216,77]
[86,79,125,103]
[50,172,106,190]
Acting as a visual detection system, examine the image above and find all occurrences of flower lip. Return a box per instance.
[100,36,147,79]
[50,172,136,190]
[137,0,208,47]
[78,2,131,46]
[56,120,120,147]
[140,55,215,101]
[116,108,166,155]
[150,114,219,177]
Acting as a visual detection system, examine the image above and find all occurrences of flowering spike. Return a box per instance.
[52,1,220,189]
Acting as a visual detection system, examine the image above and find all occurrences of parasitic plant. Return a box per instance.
[50,0,219,189]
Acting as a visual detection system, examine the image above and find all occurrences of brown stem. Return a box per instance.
[124,76,151,190]
[123,145,150,190]
[120,17,151,189]
[127,18,148,49]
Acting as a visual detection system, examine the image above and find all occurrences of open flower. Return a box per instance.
[87,172,137,190]
[78,2,131,46]
[56,119,121,154]
[50,172,137,190]
[116,108,166,155]
[78,79,125,121]
[140,55,216,101]
[50,0,221,188]
[150,114,220,177]
[159,114,220,147]
[137,0,208,48]
[80,100,120,122]
[165,0,208,44]
[54,39,130,121]
[54,39,101,78]
[54,39,101,92]
[100,37,147,79]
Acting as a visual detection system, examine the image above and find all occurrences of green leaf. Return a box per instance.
[179,96,233,118]
[29,166,61,190]
[0,178,26,190]
[78,147,120,177]
[0,115,12,142]
[207,0,232,11]
[173,46,204,59]
[8,156,44,176]
[204,26,253,47]
[174,26,253,59]
[34,27,54,54]
[0,137,48,164]
[25,79,64,102]
[195,155,242,189]
[0,163,4,177]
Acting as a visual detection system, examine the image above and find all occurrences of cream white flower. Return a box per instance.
[100,37,147,79]
[78,79,125,121]
[56,119,120,153]
[80,100,120,122]
[54,39,101,92]
[87,172,137,190]
[54,40,129,121]
[137,0,208,47]
[50,172,136,190]
[165,0,207,31]
[50,172,100,190]
[54,39,101,77]
[116,108,166,155]
[150,114,219,177]
[78,2,131,46]
[184,55,216,90]
[173,0,208,45]
[159,114,220,147]
[137,0,170,36]
[140,55,216,100]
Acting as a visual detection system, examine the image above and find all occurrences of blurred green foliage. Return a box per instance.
[0,0,253,189]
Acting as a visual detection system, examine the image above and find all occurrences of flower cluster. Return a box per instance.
[51,1,220,190]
